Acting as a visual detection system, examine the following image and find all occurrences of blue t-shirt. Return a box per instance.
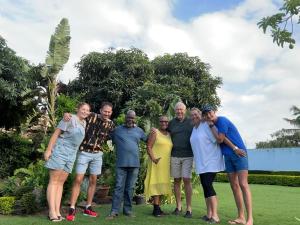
[112,125,147,167]
[215,116,246,156]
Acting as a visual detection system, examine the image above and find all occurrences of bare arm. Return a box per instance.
[208,123,225,143]
[44,128,62,161]
[147,131,160,164]
[224,137,247,157]
[208,121,246,157]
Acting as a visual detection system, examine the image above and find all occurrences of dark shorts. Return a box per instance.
[224,153,248,173]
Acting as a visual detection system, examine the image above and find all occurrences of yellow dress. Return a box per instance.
[144,130,173,201]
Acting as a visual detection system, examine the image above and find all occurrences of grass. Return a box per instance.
[0,182,299,225]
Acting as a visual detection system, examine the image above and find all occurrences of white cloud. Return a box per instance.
[1,0,299,147]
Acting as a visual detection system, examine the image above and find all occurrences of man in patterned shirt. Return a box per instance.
[65,102,115,221]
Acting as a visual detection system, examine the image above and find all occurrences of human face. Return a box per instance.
[100,105,113,121]
[159,117,169,130]
[77,104,90,120]
[125,114,136,128]
[175,105,186,121]
[190,110,201,126]
[205,110,217,122]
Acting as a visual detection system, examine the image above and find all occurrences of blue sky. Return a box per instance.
[173,0,244,21]
[0,0,299,147]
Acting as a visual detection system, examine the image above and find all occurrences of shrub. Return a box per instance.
[20,192,37,214]
[0,132,34,178]
[216,173,300,187]
[0,196,15,215]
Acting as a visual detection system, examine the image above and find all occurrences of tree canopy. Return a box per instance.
[66,49,222,118]
[0,36,45,129]
[258,0,300,49]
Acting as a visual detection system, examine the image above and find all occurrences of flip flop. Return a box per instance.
[228,219,246,224]
[47,216,61,222]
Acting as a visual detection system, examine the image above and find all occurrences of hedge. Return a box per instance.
[216,173,300,187]
[0,196,15,215]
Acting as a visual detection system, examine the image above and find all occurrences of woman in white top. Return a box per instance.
[190,108,224,223]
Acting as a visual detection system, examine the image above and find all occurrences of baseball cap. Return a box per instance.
[201,104,215,114]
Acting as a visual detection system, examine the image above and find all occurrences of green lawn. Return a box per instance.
[0,183,299,225]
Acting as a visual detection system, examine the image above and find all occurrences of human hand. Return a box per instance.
[152,157,161,164]
[63,113,72,122]
[234,148,247,157]
[44,150,52,161]
[150,127,158,135]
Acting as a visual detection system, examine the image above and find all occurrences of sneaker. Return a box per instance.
[184,211,192,218]
[172,208,182,215]
[66,208,76,221]
[83,206,98,217]
[152,207,161,217]
[106,213,118,220]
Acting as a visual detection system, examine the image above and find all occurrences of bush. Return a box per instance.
[20,192,37,214]
[0,132,34,178]
[0,196,15,215]
[216,173,300,187]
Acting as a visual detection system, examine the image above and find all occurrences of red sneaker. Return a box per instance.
[83,206,98,217]
[66,208,76,221]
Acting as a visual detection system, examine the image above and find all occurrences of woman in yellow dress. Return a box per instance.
[144,115,173,217]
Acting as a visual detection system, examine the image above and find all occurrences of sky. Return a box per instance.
[0,0,299,148]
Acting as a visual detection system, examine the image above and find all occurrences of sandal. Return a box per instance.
[201,215,211,221]
[209,218,220,224]
[228,219,246,224]
[47,216,61,222]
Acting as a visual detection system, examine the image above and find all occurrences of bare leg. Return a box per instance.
[205,198,211,218]
[69,174,85,207]
[228,173,246,224]
[174,178,182,210]
[153,195,160,205]
[238,170,253,225]
[55,171,69,216]
[86,174,97,206]
[183,178,192,212]
[209,196,219,222]
[47,170,62,219]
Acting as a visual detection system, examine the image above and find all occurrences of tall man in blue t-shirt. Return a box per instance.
[203,105,253,225]
[106,110,147,219]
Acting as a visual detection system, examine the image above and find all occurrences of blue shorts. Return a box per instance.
[45,140,78,173]
[224,153,248,173]
[75,151,103,175]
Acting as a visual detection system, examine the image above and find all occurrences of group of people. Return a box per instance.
[44,101,253,225]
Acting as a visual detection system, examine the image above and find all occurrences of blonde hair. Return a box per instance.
[191,107,201,116]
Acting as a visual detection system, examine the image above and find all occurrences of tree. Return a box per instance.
[67,48,153,116]
[256,105,300,148]
[126,53,222,123]
[42,18,70,127]
[0,36,45,129]
[258,0,300,49]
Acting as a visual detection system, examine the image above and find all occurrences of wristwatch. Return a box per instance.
[209,124,214,128]
[233,146,238,151]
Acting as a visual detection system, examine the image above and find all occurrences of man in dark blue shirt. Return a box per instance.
[203,105,253,225]
[107,110,147,219]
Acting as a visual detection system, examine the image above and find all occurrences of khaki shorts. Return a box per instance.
[171,157,193,178]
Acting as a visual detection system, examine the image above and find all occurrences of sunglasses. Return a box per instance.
[159,121,168,123]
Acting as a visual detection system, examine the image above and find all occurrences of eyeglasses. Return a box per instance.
[159,121,168,123]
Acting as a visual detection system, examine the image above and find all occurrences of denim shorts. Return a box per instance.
[75,151,103,175]
[224,153,248,173]
[45,140,78,173]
